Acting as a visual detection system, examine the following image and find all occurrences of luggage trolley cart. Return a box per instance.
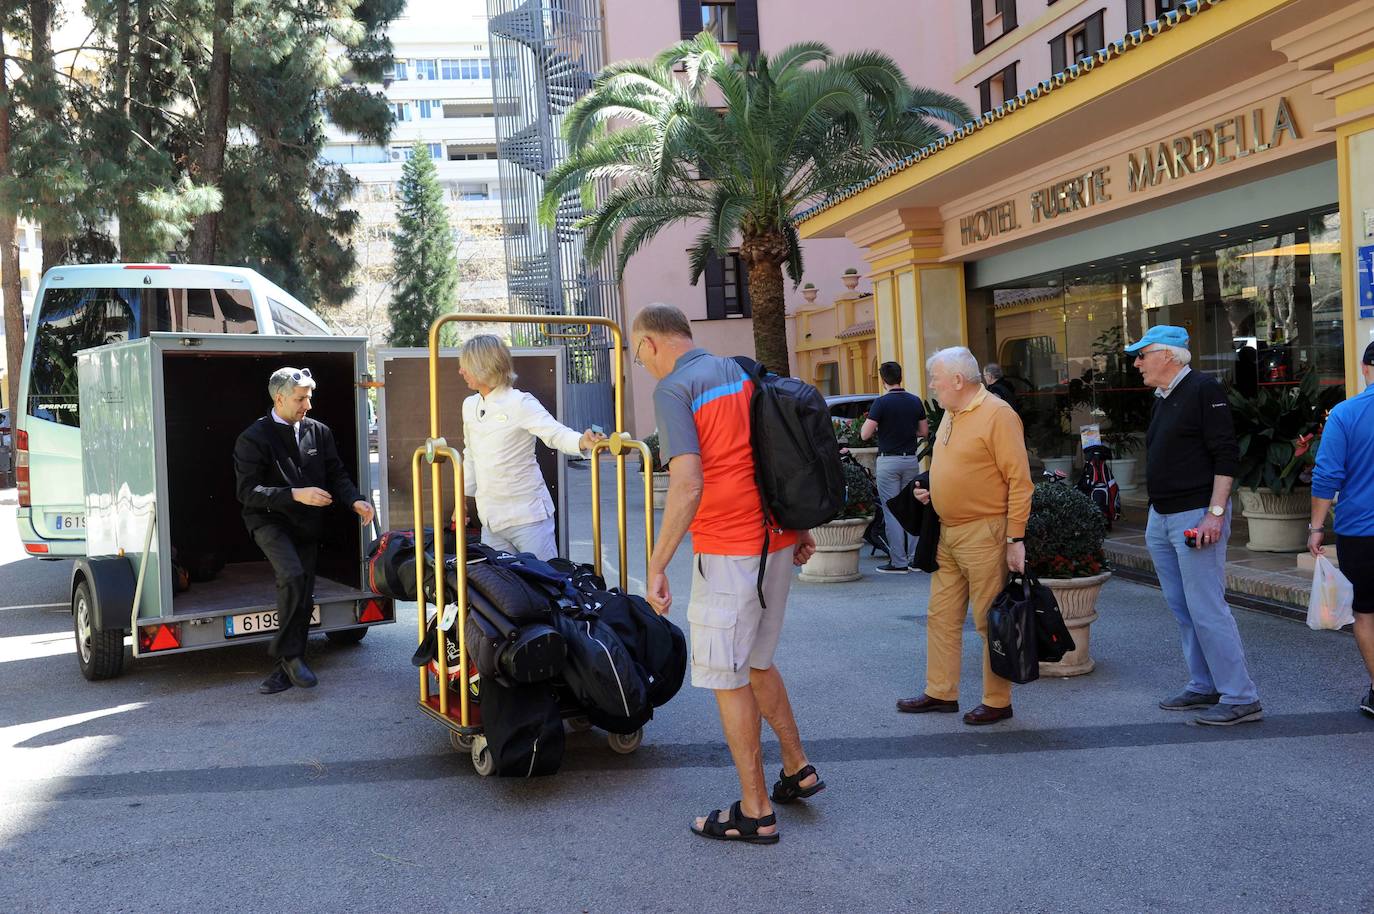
[410,313,656,776]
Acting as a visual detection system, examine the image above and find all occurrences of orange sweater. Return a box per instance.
[929,387,1034,538]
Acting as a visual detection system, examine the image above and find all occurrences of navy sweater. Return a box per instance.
[1145,371,1240,515]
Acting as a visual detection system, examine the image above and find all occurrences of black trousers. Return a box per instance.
[252,524,319,661]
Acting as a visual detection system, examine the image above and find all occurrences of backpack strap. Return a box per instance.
[733,355,772,609]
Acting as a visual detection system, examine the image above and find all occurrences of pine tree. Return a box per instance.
[388,141,457,347]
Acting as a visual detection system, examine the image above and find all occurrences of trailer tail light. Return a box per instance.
[15,429,29,508]
[24,542,48,555]
[359,599,387,623]
[139,624,181,652]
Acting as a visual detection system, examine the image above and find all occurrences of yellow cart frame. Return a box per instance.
[410,314,655,758]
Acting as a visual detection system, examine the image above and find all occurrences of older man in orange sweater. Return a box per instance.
[897,347,1033,725]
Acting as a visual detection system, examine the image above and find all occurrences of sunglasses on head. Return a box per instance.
[290,368,312,382]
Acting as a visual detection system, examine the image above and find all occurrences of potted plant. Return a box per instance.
[1025,480,1111,676]
[834,414,877,474]
[644,432,670,509]
[842,267,860,290]
[1024,401,1074,475]
[1227,368,1342,552]
[799,459,875,583]
[1091,327,1150,491]
[801,282,818,303]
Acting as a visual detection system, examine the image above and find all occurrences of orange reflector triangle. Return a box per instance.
[359,600,385,623]
[149,624,180,651]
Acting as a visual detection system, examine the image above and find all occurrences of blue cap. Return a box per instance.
[1125,325,1189,354]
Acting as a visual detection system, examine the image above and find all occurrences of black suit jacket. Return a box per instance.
[233,415,363,537]
[885,471,941,573]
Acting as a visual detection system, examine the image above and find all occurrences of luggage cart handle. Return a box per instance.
[589,433,656,591]
[412,441,470,727]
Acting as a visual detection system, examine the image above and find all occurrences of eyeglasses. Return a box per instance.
[632,337,647,368]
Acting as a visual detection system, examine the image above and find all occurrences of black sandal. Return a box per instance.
[771,764,826,804]
[689,800,779,845]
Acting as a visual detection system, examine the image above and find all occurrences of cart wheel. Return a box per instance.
[74,580,125,682]
[448,730,475,753]
[325,627,367,646]
[471,736,496,776]
[607,729,643,755]
[567,715,591,732]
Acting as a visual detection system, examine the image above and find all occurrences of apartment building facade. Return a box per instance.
[323,0,507,344]
[798,0,1371,466]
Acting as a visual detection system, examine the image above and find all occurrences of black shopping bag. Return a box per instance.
[1023,574,1075,664]
[988,575,1039,684]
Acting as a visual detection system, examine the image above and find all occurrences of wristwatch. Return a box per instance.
[1207,505,1225,517]
[1006,536,1024,544]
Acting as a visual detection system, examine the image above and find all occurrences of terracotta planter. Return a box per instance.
[1112,457,1138,492]
[1237,486,1309,553]
[842,272,860,290]
[846,446,878,476]
[1038,571,1111,677]
[651,471,670,509]
[798,516,869,583]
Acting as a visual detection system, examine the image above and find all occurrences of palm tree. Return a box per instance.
[539,34,971,375]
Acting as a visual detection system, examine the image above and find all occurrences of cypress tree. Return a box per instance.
[387,141,457,347]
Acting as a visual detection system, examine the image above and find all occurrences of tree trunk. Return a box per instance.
[741,231,792,377]
[30,0,64,271]
[1,27,25,422]
[113,0,135,256]
[187,0,231,264]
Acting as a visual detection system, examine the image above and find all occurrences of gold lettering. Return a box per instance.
[1271,96,1299,146]
[1251,107,1270,153]
[961,216,974,245]
[1030,189,1045,223]
[1154,142,1174,181]
[1129,151,1154,191]
[1172,137,1194,176]
[1235,114,1252,158]
[1214,119,1236,164]
[1192,129,1214,171]
[1092,167,1111,203]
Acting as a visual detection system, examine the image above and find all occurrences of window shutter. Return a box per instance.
[1001,0,1017,32]
[971,0,986,54]
[1127,0,1145,30]
[1003,62,1017,100]
[1086,11,1105,57]
[978,78,992,115]
[735,0,760,55]
[738,256,752,318]
[679,0,699,40]
[1050,35,1067,74]
[704,252,726,320]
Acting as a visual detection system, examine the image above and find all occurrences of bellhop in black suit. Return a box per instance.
[233,370,371,691]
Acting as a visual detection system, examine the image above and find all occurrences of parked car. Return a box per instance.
[825,393,875,421]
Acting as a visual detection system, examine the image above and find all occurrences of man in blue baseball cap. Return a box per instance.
[1127,325,1261,726]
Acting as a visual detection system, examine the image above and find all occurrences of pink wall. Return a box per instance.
[601,1,966,435]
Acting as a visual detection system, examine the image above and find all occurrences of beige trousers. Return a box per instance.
[923,516,1013,709]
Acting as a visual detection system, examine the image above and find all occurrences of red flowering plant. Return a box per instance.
[1024,481,1109,579]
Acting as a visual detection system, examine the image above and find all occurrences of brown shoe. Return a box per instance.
[962,704,1014,725]
[896,694,959,714]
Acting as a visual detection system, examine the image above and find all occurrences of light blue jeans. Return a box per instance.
[1145,505,1259,705]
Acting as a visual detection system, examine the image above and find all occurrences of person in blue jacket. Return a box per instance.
[1309,340,1374,719]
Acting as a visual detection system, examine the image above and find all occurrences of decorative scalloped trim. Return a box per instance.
[796,0,1225,224]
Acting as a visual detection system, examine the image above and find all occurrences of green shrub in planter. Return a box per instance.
[839,460,877,519]
[1025,481,1108,579]
[642,431,666,472]
[832,415,868,450]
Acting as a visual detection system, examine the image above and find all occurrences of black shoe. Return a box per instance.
[259,664,293,694]
[282,656,318,689]
[1361,688,1374,719]
[875,563,910,575]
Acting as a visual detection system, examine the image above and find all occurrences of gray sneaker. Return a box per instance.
[1159,690,1221,711]
[1194,701,1264,726]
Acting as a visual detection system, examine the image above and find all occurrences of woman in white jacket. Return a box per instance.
[457,335,603,559]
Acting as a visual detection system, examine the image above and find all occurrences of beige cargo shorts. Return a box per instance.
[686,545,796,690]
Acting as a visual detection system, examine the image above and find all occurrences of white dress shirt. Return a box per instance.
[271,409,301,444]
[461,386,586,531]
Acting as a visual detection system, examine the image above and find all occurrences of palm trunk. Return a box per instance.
[1,26,25,420]
[741,231,791,377]
[187,0,231,264]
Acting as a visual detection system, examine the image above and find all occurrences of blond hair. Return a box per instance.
[632,303,693,340]
[459,334,517,388]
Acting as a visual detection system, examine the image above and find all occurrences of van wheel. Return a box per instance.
[470,736,495,776]
[74,580,125,681]
[607,729,643,755]
[325,627,367,646]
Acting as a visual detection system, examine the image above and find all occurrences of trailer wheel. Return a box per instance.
[325,627,368,646]
[74,580,125,681]
[567,715,591,732]
[449,730,474,752]
[470,736,495,777]
[607,729,643,755]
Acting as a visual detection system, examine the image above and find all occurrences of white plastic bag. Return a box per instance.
[1307,555,1355,631]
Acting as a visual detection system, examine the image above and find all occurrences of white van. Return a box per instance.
[15,264,334,558]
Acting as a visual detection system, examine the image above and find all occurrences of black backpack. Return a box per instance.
[589,589,686,710]
[479,678,564,777]
[1077,445,1122,531]
[551,609,649,723]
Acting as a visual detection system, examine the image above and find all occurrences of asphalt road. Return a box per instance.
[2,469,1372,914]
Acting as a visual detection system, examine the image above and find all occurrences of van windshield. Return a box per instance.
[27,286,260,426]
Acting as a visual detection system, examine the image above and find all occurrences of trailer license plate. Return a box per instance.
[225,606,322,638]
[47,513,86,531]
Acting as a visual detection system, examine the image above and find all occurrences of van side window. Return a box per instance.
[268,298,328,336]
[152,288,261,334]
[28,288,143,426]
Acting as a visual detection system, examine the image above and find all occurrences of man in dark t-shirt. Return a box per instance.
[861,362,928,573]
